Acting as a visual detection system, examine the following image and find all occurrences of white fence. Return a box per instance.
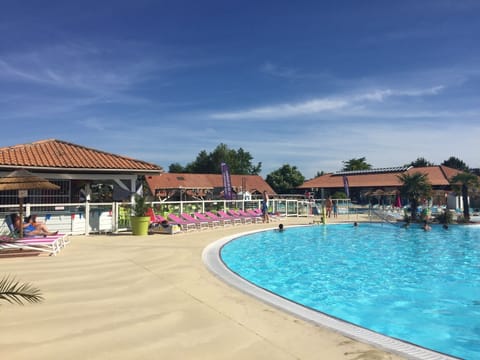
[0,198,355,236]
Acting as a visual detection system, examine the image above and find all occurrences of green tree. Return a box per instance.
[315,170,325,177]
[209,144,233,173]
[170,143,261,175]
[331,191,347,199]
[442,156,469,171]
[168,162,185,173]
[408,157,435,167]
[0,276,43,306]
[450,172,479,221]
[342,157,372,171]
[266,164,305,194]
[397,172,432,222]
[185,150,214,173]
[229,147,262,175]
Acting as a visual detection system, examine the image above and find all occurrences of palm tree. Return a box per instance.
[408,157,435,167]
[0,276,43,306]
[397,172,432,222]
[450,172,480,221]
[342,157,372,171]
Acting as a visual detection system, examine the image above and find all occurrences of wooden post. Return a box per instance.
[18,190,28,238]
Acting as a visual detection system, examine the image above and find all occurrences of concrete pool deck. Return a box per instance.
[0,215,405,360]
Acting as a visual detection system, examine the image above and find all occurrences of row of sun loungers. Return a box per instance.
[0,233,69,256]
[148,208,269,232]
[0,214,70,256]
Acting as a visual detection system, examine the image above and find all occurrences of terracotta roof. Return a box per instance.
[405,166,456,186]
[146,173,276,195]
[300,165,466,189]
[0,139,163,173]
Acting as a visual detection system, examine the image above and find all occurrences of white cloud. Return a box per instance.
[210,85,446,120]
[261,62,299,79]
[0,42,184,98]
[211,98,347,119]
[352,86,444,102]
[80,117,108,131]
[260,61,332,81]
[0,59,45,83]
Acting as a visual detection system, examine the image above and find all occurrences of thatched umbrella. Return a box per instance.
[0,169,60,237]
[371,189,386,197]
[365,189,384,205]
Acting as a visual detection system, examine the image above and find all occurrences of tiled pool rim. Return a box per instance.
[202,226,459,360]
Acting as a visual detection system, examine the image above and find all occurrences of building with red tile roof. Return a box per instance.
[0,139,161,172]
[299,165,478,204]
[145,173,276,201]
[0,139,163,204]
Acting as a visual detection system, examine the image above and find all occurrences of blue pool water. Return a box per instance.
[220,223,480,359]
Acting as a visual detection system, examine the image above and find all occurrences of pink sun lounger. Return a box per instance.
[194,212,221,228]
[204,211,233,226]
[0,233,68,256]
[181,213,209,230]
[237,209,263,223]
[226,209,253,224]
[216,210,242,225]
[167,213,198,231]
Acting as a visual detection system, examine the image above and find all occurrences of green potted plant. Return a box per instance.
[435,209,453,226]
[130,195,150,235]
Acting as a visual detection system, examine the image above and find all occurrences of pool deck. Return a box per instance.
[0,215,405,360]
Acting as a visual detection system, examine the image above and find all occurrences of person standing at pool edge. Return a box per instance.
[325,197,333,218]
[262,190,270,223]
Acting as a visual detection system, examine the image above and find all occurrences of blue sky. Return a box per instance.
[1,0,479,178]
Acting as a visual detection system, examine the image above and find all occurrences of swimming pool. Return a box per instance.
[212,223,480,360]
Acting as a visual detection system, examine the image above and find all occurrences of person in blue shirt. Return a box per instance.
[21,215,58,236]
[333,200,338,218]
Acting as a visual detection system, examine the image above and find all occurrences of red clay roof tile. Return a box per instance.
[300,166,467,189]
[0,139,162,172]
[146,173,276,195]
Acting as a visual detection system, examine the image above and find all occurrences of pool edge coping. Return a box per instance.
[202,225,459,360]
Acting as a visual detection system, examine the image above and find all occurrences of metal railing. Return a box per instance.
[0,198,355,236]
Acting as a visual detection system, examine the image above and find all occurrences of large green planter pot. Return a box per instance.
[131,216,150,236]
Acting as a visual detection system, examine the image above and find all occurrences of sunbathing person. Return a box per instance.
[29,214,43,227]
[21,215,58,236]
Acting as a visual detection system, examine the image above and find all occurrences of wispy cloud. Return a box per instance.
[0,41,191,120]
[0,44,158,96]
[260,61,329,80]
[0,59,46,83]
[261,62,300,79]
[211,98,347,119]
[210,85,445,120]
[80,117,110,131]
[353,86,444,102]
[0,40,206,97]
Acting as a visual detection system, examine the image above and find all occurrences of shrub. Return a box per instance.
[456,214,468,224]
[435,210,453,225]
[132,195,149,217]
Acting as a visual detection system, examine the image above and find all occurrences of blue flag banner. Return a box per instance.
[221,162,233,200]
[343,175,350,198]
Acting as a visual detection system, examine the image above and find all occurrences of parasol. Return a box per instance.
[0,169,60,237]
[394,191,402,208]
